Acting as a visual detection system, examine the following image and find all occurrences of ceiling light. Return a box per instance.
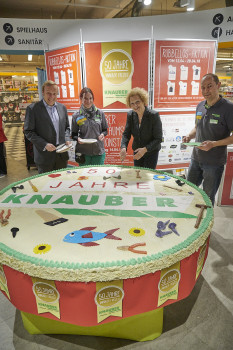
[0,56,2,61]
[187,0,194,11]
[173,0,189,8]
[144,0,152,5]
[28,54,32,61]
[216,57,233,61]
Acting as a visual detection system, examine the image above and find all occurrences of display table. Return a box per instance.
[0,166,213,341]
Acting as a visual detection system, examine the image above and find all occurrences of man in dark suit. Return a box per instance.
[24,80,71,174]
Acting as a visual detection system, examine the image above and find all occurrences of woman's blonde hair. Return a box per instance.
[126,87,149,107]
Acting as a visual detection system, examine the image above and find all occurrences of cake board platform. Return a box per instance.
[0,166,214,341]
[21,308,163,341]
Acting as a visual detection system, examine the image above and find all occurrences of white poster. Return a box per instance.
[158,114,195,167]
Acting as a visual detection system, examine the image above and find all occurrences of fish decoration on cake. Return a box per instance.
[63,226,121,246]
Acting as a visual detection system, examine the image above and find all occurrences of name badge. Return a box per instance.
[210,119,218,124]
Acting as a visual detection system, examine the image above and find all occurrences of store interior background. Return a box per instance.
[1,0,233,114]
[0,2,233,350]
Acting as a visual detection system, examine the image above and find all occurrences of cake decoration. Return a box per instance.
[135,170,141,178]
[163,184,183,192]
[33,244,51,254]
[0,165,213,283]
[63,226,121,246]
[78,176,88,180]
[11,185,24,193]
[168,222,180,236]
[194,204,211,228]
[153,174,171,181]
[28,180,38,192]
[0,209,11,226]
[11,227,19,238]
[48,174,61,178]
[175,179,185,186]
[129,228,145,236]
[117,243,147,255]
[36,209,68,226]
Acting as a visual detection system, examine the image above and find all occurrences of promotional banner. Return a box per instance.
[154,40,216,109]
[157,261,180,307]
[84,41,149,109]
[157,113,195,170]
[104,111,133,166]
[32,277,60,318]
[95,280,124,323]
[45,44,82,110]
[0,265,10,299]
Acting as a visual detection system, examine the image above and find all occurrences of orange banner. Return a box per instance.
[45,44,82,110]
[154,40,216,109]
[85,41,149,109]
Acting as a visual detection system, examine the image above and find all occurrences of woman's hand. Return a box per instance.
[120,148,127,162]
[98,133,105,141]
[134,147,147,160]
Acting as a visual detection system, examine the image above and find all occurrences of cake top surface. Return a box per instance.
[0,166,213,282]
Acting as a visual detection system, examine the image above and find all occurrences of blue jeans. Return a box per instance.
[187,159,224,206]
[134,151,159,170]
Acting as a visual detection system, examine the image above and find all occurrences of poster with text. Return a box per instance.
[154,40,216,109]
[104,111,133,166]
[157,113,195,170]
[45,44,82,110]
[84,41,149,109]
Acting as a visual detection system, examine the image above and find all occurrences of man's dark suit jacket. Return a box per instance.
[24,100,70,166]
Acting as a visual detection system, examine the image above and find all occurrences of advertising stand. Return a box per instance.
[153,39,216,170]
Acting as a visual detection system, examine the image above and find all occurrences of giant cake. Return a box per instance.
[0,165,213,282]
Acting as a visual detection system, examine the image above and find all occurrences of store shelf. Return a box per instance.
[0,90,39,124]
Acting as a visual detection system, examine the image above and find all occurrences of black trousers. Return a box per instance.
[0,142,7,174]
[36,153,68,174]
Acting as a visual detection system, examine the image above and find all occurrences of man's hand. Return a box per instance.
[45,143,56,152]
[120,148,127,162]
[182,135,191,143]
[78,137,84,144]
[198,140,215,151]
[134,147,147,160]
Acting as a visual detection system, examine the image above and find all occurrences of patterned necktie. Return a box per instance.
[48,106,59,144]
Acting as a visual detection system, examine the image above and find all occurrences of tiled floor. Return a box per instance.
[0,126,233,350]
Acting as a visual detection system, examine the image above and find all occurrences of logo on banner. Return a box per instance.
[100,42,134,107]
[95,280,124,323]
[100,49,134,85]
[32,277,60,318]
[157,261,180,307]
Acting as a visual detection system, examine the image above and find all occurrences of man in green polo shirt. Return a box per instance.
[183,73,233,205]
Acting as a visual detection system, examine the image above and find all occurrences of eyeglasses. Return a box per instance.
[130,100,142,107]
